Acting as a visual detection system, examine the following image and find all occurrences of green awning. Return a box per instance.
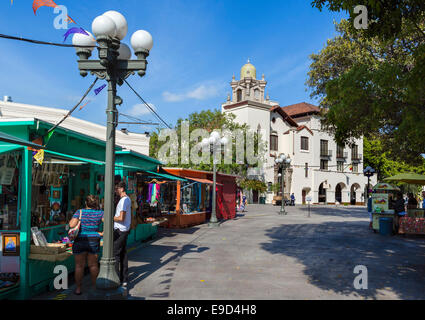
[0,144,25,156]
[44,150,105,166]
[384,173,425,185]
[0,131,44,149]
[144,170,187,182]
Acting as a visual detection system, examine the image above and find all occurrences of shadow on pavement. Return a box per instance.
[261,220,425,299]
[127,228,209,299]
[298,205,369,218]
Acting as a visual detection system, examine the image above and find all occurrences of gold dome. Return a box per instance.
[240,59,256,79]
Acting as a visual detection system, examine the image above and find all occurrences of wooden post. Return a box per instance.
[176,180,181,214]
[176,180,181,227]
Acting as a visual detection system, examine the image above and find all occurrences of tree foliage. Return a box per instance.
[149,109,267,176]
[237,178,268,193]
[308,2,425,165]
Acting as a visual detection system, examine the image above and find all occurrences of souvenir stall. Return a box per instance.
[163,168,214,228]
[0,119,110,299]
[384,173,425,235]
[371,183,400,233]
[0,148,24,297]
[211,172,238,220]
[115,150,168,245]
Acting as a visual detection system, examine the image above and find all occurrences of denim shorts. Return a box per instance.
[72,236,100,255]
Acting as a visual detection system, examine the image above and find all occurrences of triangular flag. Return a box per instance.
[44,130,55,145]
[33,149,45,165]
[63,27,89,42]
[94,84,106,95]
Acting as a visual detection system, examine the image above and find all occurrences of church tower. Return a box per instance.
[228,59,268,104]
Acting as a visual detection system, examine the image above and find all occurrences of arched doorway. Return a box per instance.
[350,183,361,205]
[302,187,311,204]
[335,184,342,203]
[319,183,326,203]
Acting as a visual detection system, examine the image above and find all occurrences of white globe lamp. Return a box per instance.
[103,11,128,40]
[131,30,153,52]
[118,43,132,60]
[92,15,117,38]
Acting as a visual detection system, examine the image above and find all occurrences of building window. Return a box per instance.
[320,159,328,171]
[337,161,344,172]
[320,140,329,156]
[301,137,309,151]
[270,135,278,151]
[305,163,308,178]
[254,89,260,100]
[352,144,359,160]
[352,163,359,173]
[236,89,242,102]
[337,145,344,158]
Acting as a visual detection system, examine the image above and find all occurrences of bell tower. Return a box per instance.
[229,59,267,103]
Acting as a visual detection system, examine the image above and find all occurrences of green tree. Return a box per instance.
[149,109,267,176]
[364,136,425,181]
[307,4,425,165]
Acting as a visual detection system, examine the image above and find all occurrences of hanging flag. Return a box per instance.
[33,149,45,165]
[94,84,106,95]
[44,129,55,145]
[79,100,91,111]
[63,27,89,42]
[66,15,76,24]
[32,0,58,15]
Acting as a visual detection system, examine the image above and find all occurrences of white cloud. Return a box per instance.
[127,103,157,117]
[162,83,222,102]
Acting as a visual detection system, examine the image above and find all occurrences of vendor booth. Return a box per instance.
[371,183,400,233]
[384,173,425,235]
[163,168,238,227]
[162,168,213,228]
[0,119,164,299]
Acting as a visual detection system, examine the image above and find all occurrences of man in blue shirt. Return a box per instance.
[290,193,295,206]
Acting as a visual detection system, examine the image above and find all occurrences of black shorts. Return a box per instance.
[72,236,100,255]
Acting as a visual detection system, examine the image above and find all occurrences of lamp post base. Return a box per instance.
[96,257,121,290]
[87,286,127,300]
[208,220,220,228]
[279,209,287,215]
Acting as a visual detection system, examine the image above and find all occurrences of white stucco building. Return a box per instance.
[0,98,150,155]
[222,61,377,205]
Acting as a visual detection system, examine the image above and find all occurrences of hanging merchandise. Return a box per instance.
[0,155,16,186]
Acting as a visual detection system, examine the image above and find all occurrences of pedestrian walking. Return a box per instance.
[69,195,104,295]
[290,193,295,206]
[113,181,132,287]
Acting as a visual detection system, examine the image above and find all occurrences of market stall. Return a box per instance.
[115,150,176,243]
[370,183,400,233]
[384,173,425,235]
[163,168,214,228]
[0,119,120,299]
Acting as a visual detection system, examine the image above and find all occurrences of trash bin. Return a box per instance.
[259,197,266,204]
[379,217,393,236]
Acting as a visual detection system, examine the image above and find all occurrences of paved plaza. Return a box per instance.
[35,204,425,300]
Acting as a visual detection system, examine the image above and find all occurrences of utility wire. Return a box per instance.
[46,78,99,135]
[0,33,98,48]
[123,78,171,129]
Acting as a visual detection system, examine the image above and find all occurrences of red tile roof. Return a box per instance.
[281,102,320,118]
[270,105,299,127]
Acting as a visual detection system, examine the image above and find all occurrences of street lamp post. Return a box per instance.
[201,132,228,227]
[363,166,376,200]
[275,154,291,215]
[72,11,153,298]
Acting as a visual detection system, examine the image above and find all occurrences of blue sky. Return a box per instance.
[0,0,346,133]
